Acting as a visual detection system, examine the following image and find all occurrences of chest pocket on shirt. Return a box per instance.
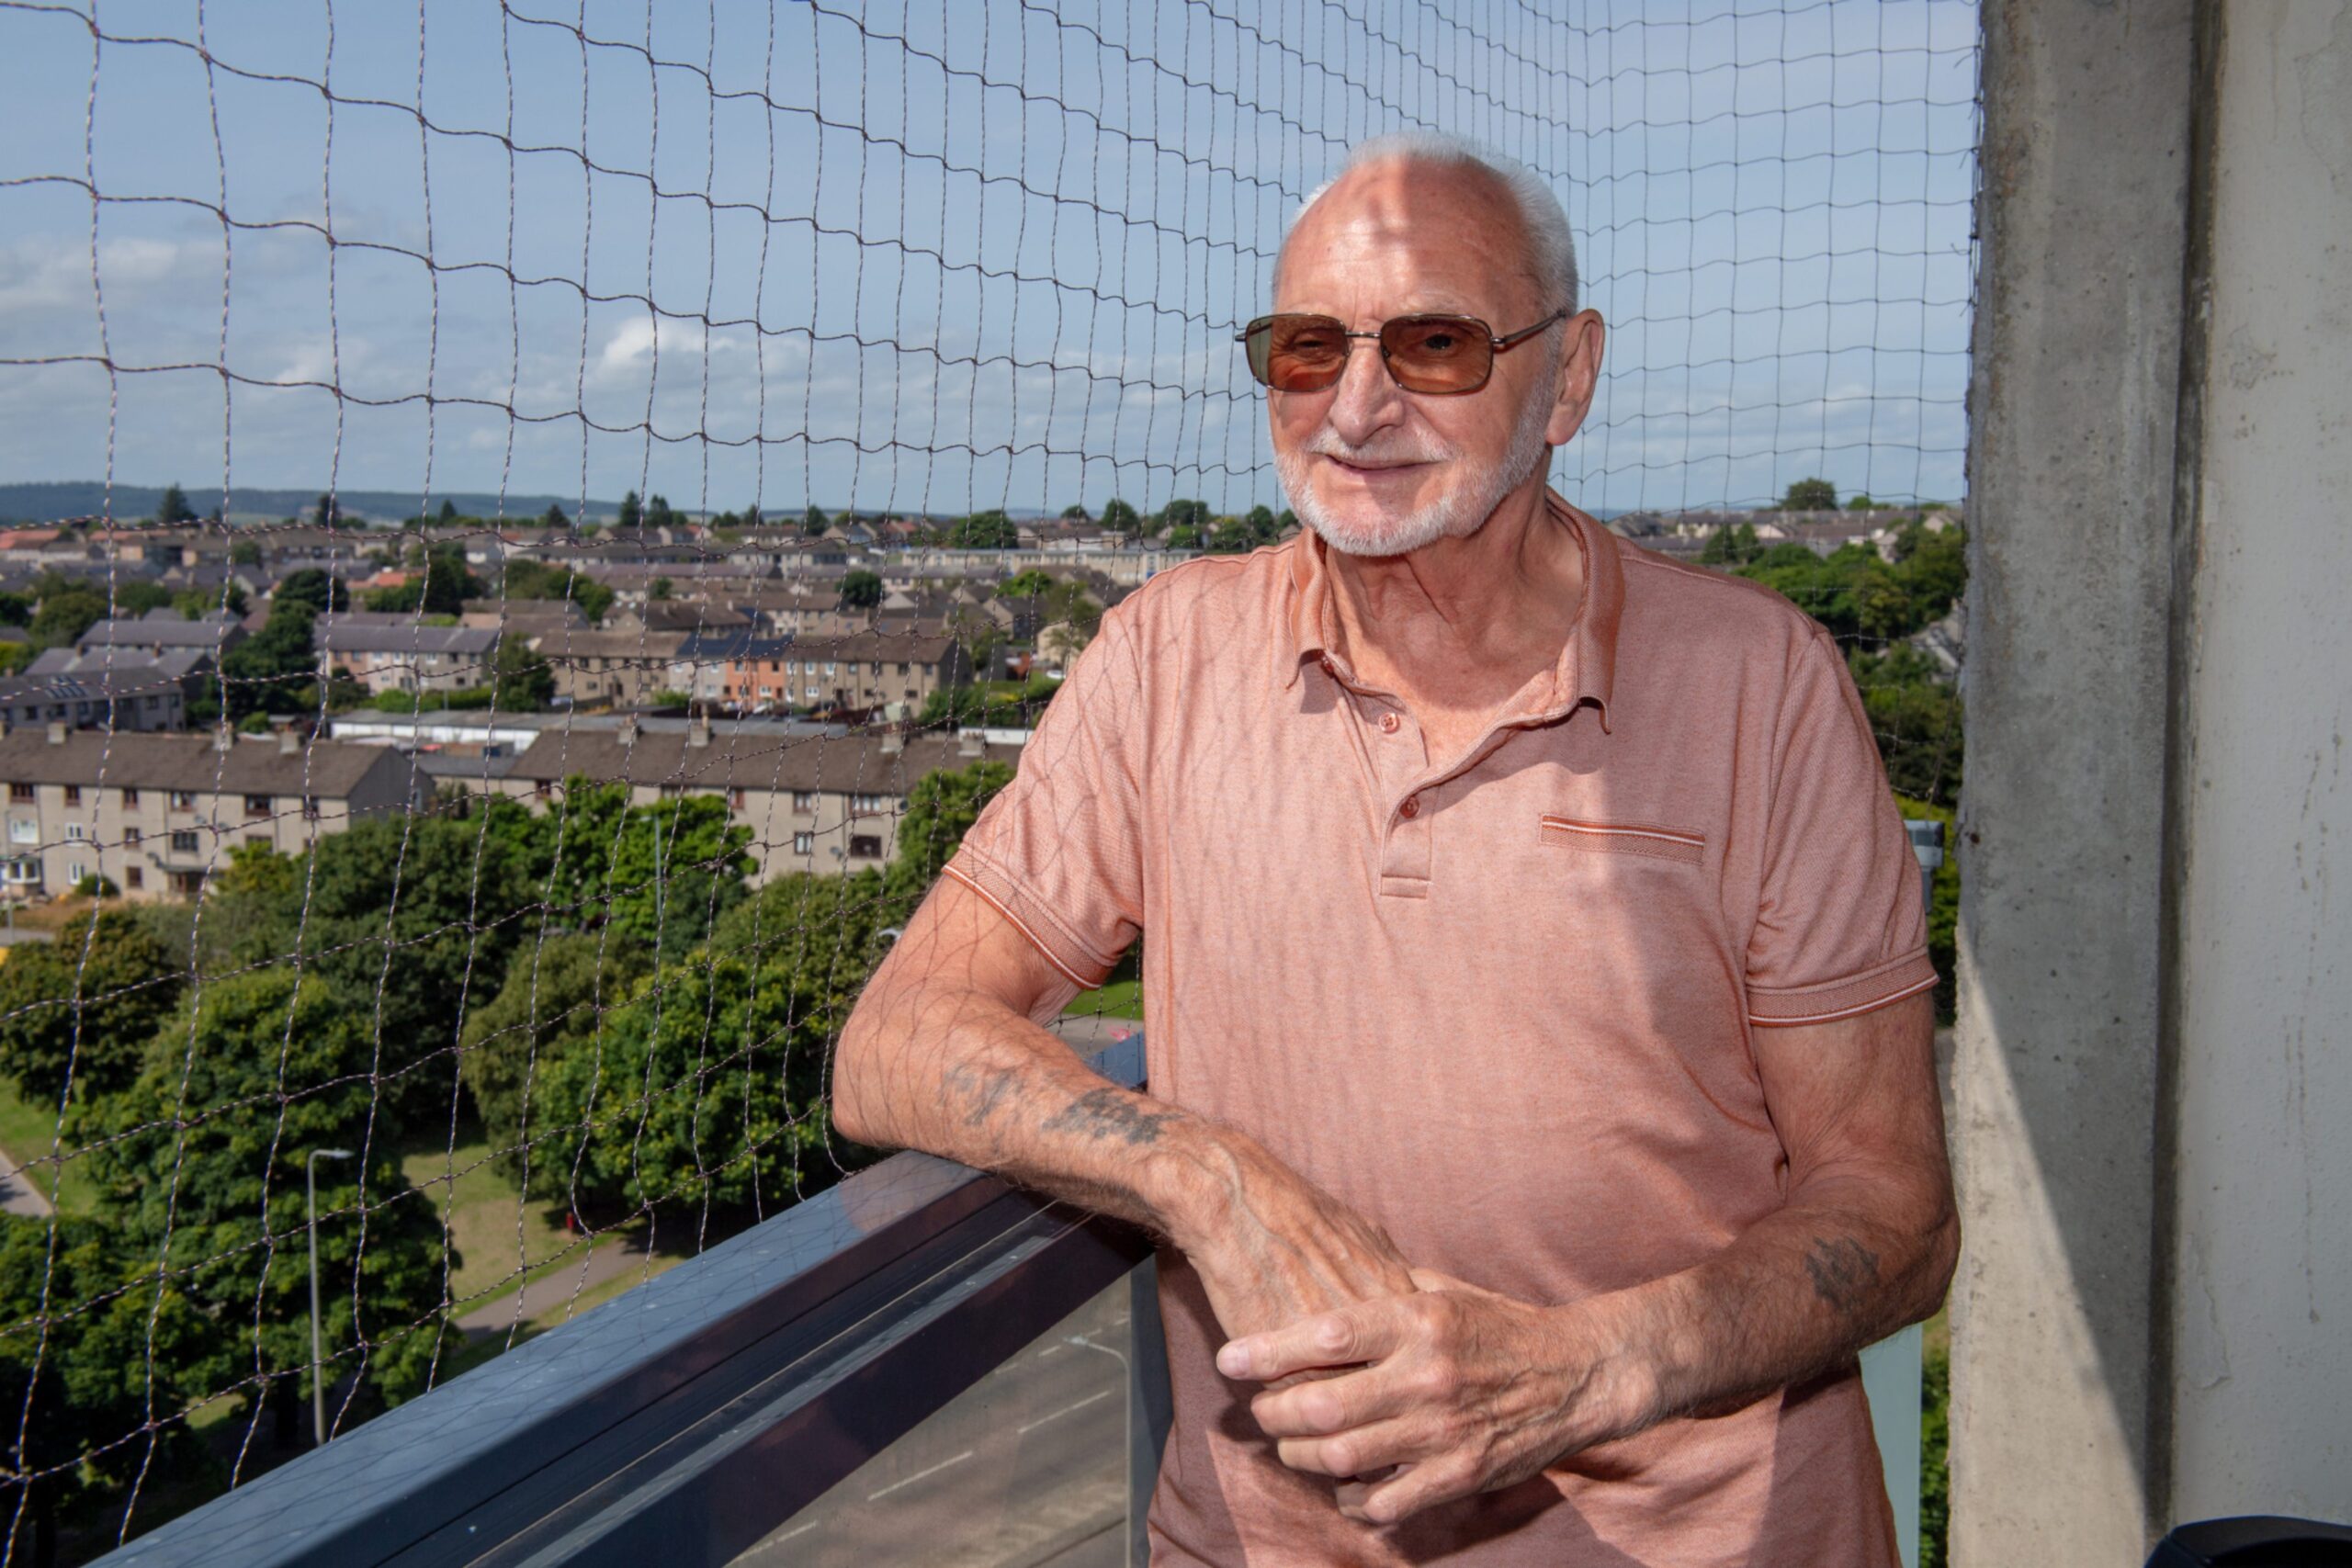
[1537,813,1706,866]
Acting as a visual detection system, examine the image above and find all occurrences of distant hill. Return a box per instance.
[0,481,626,526]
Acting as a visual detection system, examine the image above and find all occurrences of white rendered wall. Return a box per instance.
[2167,2,2352,1523]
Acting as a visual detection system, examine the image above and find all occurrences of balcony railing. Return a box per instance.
[96,1023,1925,1568]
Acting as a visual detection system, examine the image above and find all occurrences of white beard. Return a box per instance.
[1278,380,1557,558]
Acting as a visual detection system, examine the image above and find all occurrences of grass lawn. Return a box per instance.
[0,1078,99,1214]
[1063,978,1143,1021]
[400,1134,591,1316]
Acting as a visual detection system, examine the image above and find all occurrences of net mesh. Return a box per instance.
[0,0,1977,1557]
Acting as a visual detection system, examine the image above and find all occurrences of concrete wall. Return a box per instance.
[1957,0,2352,1558]
[2165,2,2351,1523]
[1953,2,2197,1560]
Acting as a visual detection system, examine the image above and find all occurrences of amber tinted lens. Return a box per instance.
[1379,314,1493,392]
[1258,314,1351,391]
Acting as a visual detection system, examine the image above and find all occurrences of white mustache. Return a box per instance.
[1302,428,1459,466]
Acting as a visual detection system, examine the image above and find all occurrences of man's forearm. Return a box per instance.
[833,973,1236,1245]
[1601,1167,1959,1425]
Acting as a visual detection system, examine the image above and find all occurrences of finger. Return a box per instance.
[1272,1415,1432,1479]
[1249,1360,1419,1438]
[1217,1298,1406,1383]
[1407,1265,1501,1300]
[1358,1452,1484,1525]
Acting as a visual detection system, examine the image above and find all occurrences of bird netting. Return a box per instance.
[0,1,1977,1559]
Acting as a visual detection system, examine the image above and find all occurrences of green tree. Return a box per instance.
[29,588,108,649]
[274,569,349,616]
[541,501,569,528]
[532,872,894,1213]
[226,817,533,1134]
[110,580,176,617]
[173,583,246,620]
[1,1213,225,1559]
[230,538,263,567]
[801,504,829,537]
[617,490,642,530]
[1245,504,1278,544]
[839,570,883,611]
[1159,498,1210,534]
[999,569,1055,601]
[491,637,557,710]
[437,499,458,524]
[1166,524,1201,549]
[215,598,320,723]
[0,909,182,1104]
[1847,493,1878,511]
[884,761,1015,913]
[1059,502,1091,521]
[1204,517,1253,554]
[649,576,674,602]
[154,481,198,525]
[605,797,756,964]
[1099,498,1139,533]
[946,510,1018,549]
[314,492,342,526]
[0,589,29,627]
[1780,476,1838,511]
[1699,522,1763,566]
[458,932,650,1181]
[643,494,675,530]
[76,971,454,1441]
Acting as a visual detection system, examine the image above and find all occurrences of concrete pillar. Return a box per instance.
[1952,1,2198,1562]
[2165,2,2351,1525]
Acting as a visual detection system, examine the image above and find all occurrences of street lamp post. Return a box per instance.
[306,1146,354,1448]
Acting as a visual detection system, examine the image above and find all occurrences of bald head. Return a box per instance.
[1276,133,1578,323]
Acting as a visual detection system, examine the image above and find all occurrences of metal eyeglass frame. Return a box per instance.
[1235,307,1570,394]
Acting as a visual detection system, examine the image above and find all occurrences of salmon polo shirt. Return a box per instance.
[944,489,1937,1567]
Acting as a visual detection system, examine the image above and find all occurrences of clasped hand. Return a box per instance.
[1216,1267,1646,1527]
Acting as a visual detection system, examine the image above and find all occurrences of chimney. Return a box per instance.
[279,727,300,757]
[880,730,904,756]
[213,722,235,753]
[46,720,67,746]
[688,714,711,750]
[957,730,983,758]
[617,716,639,747]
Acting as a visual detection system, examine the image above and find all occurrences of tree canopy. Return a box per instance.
[1780,476,1838,511]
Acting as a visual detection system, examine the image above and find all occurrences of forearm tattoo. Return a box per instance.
[1039,1087,1178,1146]
[1803,1235,1882,1319]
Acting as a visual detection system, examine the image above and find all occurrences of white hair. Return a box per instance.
[1285,131,1579,316]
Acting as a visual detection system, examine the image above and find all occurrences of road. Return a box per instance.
[0,1140,55,1218]
[729,1279,1136,1568]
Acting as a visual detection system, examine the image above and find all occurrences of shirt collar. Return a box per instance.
[1279,486,1623,730]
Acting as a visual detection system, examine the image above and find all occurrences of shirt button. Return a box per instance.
[1378,712,1400,734]
[1399,795,1420,819]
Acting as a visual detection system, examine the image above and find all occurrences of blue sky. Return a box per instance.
[0,0,1978,519]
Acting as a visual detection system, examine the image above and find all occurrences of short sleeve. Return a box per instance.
[1743,626,1939,1027]
[941,607,1146,990]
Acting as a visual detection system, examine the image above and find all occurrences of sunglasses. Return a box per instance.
[1236,308,1568,395]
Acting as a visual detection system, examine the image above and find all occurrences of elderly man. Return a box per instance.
[834,132,1955,1566]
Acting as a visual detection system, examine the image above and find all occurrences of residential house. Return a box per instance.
[721,631,967,714]
[494,718,1022,885]
[317,622,499,694]
[0,724,424,900]
[531,628,688,708]
[75,607,246,661]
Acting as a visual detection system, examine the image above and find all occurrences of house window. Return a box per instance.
[7,784,29,804]
[804,686,818,702]
[126,866,142,890]
[729,787,746,808]
[66,861,85,886]
[4,858,38,884]
[64,822,85,841]
[791,791,818,812]
[848,834,883,860]
[124,826,141,845]
[169,871,203,896]
[851,793,887,815]
[169,830,199,854]
[120,788,139,807]
[62,785,81,807]
[170,791,197,810]
[302,796,321,820]
[534,779,551,799]
[244,795,270,818]
[6,820,33,846]
[897,662,910,676]
[792,831,814,855]
[823,661,836,676]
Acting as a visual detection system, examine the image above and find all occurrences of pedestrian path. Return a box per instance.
[0,1141,55,1218]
